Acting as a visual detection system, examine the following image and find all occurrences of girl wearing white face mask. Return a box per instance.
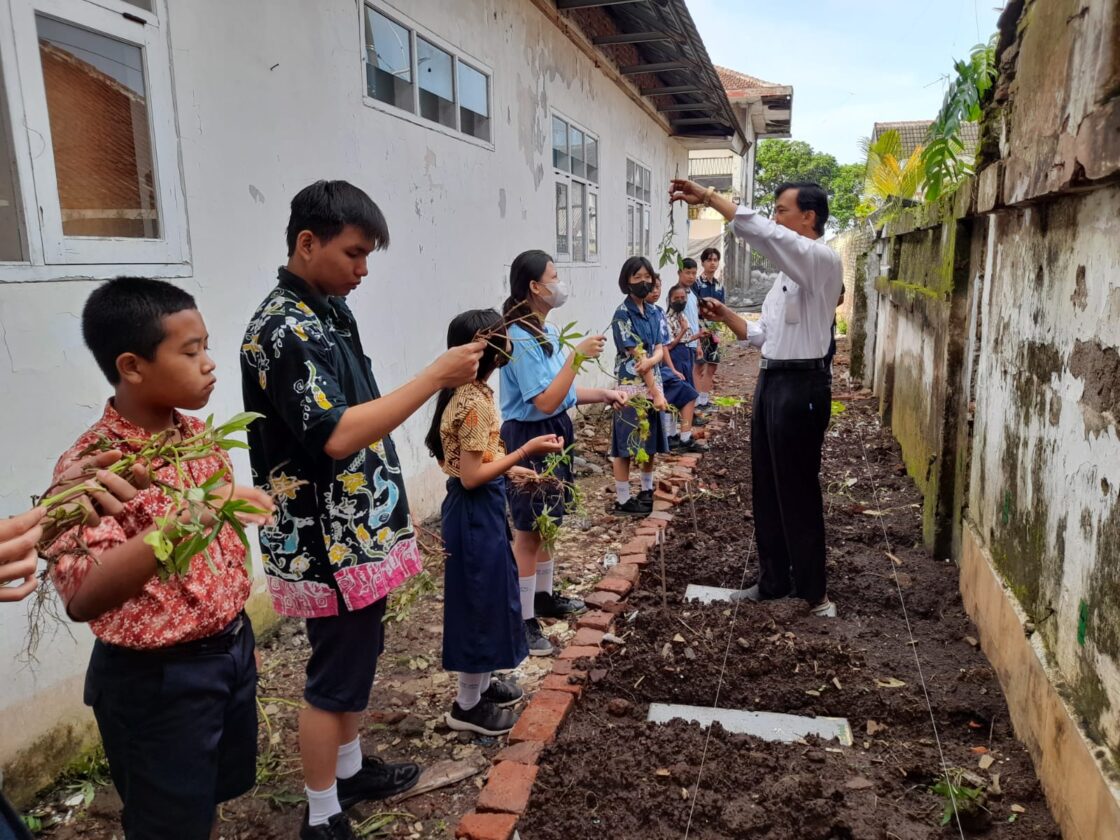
[499,249,628,656]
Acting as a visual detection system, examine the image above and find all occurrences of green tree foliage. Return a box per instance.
[753,139,862,232]
[921,35,998,201]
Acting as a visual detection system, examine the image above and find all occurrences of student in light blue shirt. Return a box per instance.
[499,250,627,656]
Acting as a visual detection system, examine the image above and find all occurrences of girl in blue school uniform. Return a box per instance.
[610,256,671,515]
[425,308,565,735]
[646,275,707,454]
[500,250,628,656]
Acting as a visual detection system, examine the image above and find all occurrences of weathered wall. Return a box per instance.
[0,0,689,799]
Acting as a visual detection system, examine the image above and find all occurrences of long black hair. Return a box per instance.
[502,249,555,357]
[425,308,507,462]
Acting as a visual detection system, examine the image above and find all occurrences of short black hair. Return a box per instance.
[82,277,197,384]
[618,256,655,295]
[700,247,721,262]
[775,182,829,235]
[668,283,688,299]
[680,257,697,270]
[286,180,390,256]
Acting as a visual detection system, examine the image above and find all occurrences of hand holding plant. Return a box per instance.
[523,434,564,457]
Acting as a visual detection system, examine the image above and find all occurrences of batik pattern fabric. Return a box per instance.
[439,381,505,479]
[241,269,421,619]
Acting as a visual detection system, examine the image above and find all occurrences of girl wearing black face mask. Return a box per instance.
[608,257,671,515]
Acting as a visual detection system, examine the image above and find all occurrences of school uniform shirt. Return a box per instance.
[611,297,664,388]
[46,403,250,650]
[683,288,701,348]
[439,381,505,478]
[653,304,679,380]
[241,268,421,619]
[694,275,726,305]
[499,322,578,422]
[735,207,843,359]
[666,306,695,348]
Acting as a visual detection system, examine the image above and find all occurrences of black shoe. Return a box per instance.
[336,756,421,807]
[691,414,709,427]
[525,618,555,656]
[613,497,648,516]
[637,489,655,510]
[678,437,708,452]
[668,435,682,451]
[446,699,518,736]
[301,811,357,840]
[481,676,525,707]
[535,590,586,618]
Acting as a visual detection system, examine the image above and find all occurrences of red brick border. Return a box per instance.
[455,451,703,839]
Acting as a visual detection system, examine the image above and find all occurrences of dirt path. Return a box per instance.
[519,342,1061,840]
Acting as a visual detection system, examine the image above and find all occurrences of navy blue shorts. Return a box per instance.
[501,414,574,532]
[305,598,387,713]
[85,614,257,840]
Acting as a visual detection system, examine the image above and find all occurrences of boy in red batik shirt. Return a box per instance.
[46,277,274,840]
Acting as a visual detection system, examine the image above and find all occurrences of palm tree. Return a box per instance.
[856,130,926,222]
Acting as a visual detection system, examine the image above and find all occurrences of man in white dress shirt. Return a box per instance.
[669,178,843,617]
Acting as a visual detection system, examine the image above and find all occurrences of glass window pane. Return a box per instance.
[585,137,598,184]
[641,166,651,203]
[555,181,569,256]
[642,204,651,256]
[121,0,153,11]
[626,202,634,255]
[587,191,598,258]
[571,181,585,262]
[417,37,455,128]
[552,116,569,171]
[569,126,585,179]
[458,62,489,141]
[626,159,635,196]
[37,16,160,238]
[0,58,26,260]
[366,8,413,112]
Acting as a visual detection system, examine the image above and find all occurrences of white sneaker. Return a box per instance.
[810,599,837,618]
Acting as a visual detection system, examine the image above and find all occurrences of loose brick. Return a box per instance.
[677,455,701,467]
[596,576,633,596]
[550,659,576,675]
[653,499,674,512]
[541,673,583,697]
[558,644,601,661]
[621,535,654,554]
[456,811,518,840]
[576,610,613,631]
[571,627,604,647]
[477,761,539,815]
[642,517,668,530]
[606,563,640,584]
[509,701,564,744]
[657,478,675,494]
[600,599,631,614]
[648,510,674,521]
[584,590,621,609]
[530,689,577,719]
[493,739,545,766]
[654,489,678,504]
[635,526,661,537]
[619,552,649,566]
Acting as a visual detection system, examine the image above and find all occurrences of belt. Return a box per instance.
[97,612,246,661]
[759,357,827,371]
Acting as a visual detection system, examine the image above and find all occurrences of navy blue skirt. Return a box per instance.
[670,344,696,386]
[610,400,670,459]
[441,477,529,673]
[501,414,574,532]
[662,369,698,410]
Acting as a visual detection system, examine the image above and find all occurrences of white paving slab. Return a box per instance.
[648,702,853,746]
[684,584,742,604]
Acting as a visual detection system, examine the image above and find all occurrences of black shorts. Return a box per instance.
[305,598,387,713]
[85,614,257,840]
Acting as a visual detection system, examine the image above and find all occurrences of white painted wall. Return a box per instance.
[0,0,688,773]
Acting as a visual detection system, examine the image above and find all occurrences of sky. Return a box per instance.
[688,0,1005,164]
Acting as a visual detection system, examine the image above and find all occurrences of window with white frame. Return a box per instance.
[0,0,188,274]
[364,4,491,143]
[626,158,651,258]
[552,114,598,263]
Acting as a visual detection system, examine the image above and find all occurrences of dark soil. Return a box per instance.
[519,342,1061,840]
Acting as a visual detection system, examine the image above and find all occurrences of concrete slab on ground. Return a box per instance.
[647,702,853,746]
[683,584,742,604]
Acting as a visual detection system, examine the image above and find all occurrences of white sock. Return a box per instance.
[680,430,692,442]
[615,480,631,504]
[640,472,654,492]
[306,782,341,826]
[664,412,677,437]
[457,672,490,711]
[519,575,536,620]
[535,559,554,594]
[699,392,710,405]
[336,736,363,780]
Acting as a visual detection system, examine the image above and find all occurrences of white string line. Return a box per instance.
[853,417,968,840]
[682,528,757,839]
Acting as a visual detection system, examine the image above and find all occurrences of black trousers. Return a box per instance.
[751,367,832,603]
[85,614,258,840]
